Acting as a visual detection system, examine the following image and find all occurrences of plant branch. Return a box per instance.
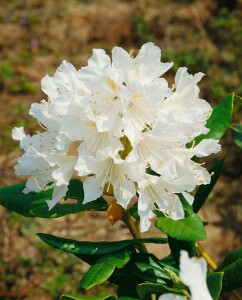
[195,242,217,270]
[122,209,148,253]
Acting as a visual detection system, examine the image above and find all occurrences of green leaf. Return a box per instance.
[31,179,108,217]
[168,236,195,266]
[193,157,225,213]
[159,254,179,275]
[31,200,107,218]
[207,272,223,300]
[216,248,242,292]
[220,260,242,292]
[230,123,242,149]
[195,93,234,143]
[216,248,242,271]
[80,250,131,289]
[114,271,141,298]
[137,282,184,300]
[37,233,167,256]
[61,294,116,300]
[120,253,172,285]
[0,179,108,218]
[0,184,51,217]
[111,253,172,296]
[155,213,206,241]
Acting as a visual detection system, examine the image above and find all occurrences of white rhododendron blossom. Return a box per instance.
[159,250,213,300]
[13,42,221,231]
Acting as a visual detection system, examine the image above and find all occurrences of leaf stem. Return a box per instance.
[122,209,148,253]
[195,242,217,270]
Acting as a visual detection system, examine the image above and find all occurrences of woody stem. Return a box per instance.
[122,209,148,253]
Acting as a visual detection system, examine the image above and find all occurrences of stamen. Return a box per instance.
[37,120,48,130]
[34,177,43,190]
[34,177,56,191]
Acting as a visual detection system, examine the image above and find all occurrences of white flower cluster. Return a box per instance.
[13,43,220,231]
[159,250,213,300]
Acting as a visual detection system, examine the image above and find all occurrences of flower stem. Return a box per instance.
[195,242,217,270]
[122,209,148,253]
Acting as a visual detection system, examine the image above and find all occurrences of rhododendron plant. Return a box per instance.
[0,43,241,300]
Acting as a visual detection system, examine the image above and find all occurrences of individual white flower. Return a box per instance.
[137,174,184,232]
[159,139,221,193]
[78,42,173,146]
[111,42,173,89]
[28,61,88,152]
[78,50,125,136]
[41,60,87,116]
[75,148,142,208]
[121,82,172,146]
[12,127,77,209]
[112,43,173,145]
[129,121,188,174]
[159,250,212,300]
[59,115,124,157]
[163,67,212,141]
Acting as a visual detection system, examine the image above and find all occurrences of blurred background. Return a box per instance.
[0,0,241,299]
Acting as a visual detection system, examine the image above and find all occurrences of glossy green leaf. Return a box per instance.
[121,253,172,285]
[207,272,223,300]
[127,261,169,284]
[0,183,51,217]
[37,233,167,256]
[220,260,242,292]
[230,123,242,149]
[216,248,242,271]
[112,269,141,297]
[31,199,107,218]
[110,252,173,296]
[80,250,131,289]
[0,179,108,218]
[31,179,108,217]
[159,254,179,275]
[195,93,234,143]
[61,294,116,300]
[155,213,206,241]
[216,248,242,292]
[193,157,225,213]
[137,282,184,300]
[168,236,195,266]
